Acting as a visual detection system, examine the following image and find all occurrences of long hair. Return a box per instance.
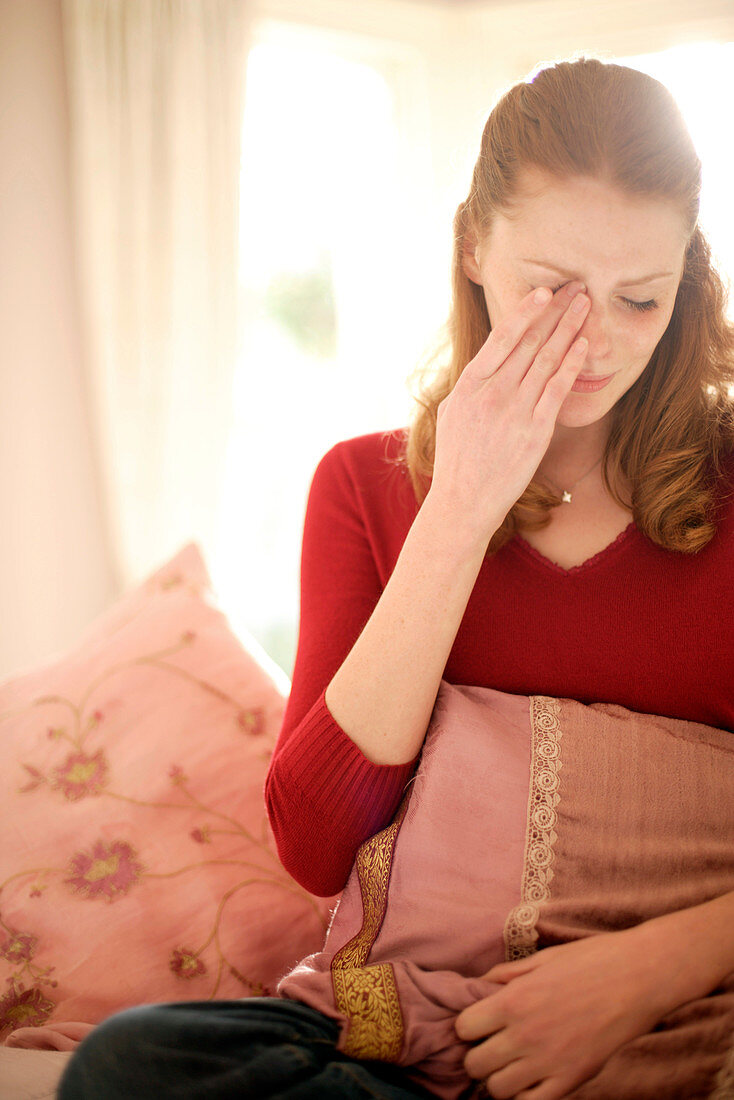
[403,56,734,554]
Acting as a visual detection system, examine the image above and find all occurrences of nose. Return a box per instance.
[578,299,612,362]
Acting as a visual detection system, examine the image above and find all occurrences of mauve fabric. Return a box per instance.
[279,684,532,1099]
[279,681,734,1100]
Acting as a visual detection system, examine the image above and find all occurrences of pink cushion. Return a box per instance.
[280,682,734,1100]
[0,543,336,1048]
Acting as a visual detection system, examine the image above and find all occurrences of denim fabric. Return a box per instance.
[56,996,439,1099]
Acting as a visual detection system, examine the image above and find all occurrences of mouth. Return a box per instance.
[571,373,614,393]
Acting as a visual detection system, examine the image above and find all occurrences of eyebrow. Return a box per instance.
[521,259,676,285]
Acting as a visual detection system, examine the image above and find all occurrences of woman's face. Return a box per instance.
[464,170,690,430]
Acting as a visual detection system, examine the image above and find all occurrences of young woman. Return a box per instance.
[59,56,734,1100]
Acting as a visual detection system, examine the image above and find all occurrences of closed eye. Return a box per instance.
[548,283,658,313]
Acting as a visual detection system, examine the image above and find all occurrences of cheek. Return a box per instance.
[486,285,526,329]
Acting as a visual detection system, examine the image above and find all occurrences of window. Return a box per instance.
[212,20,440,676]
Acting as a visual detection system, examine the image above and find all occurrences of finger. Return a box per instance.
[482,956,542,982]
[476,280,587,389]
[486,1059,544,1100]
[515,1077,573,1100]
[531,335,589,425]
[455,1002,505,1042]
[462,283,578,385]
[464,1033,521,1080]
[515,291,590,402]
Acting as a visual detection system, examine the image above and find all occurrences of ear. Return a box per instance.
[461,227,482,284]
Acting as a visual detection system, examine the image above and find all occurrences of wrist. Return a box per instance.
[625,894,734,1016]
[421,484,504,559]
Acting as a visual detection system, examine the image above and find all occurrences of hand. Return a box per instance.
[428,282,590,540]
[454,930,669,1100]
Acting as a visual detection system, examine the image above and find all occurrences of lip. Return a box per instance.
[571,373,614,393]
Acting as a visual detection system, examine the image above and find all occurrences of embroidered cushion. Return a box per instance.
[0,543,336,1048]
[279,681,734,1100]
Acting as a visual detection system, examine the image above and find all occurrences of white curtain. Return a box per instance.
[61,0,251,588]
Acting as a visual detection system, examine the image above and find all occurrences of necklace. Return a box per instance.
[538,456,603,503]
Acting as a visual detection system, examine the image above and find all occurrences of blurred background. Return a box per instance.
[2,0,733,682]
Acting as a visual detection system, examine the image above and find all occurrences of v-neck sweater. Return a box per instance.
[265,428,734,896]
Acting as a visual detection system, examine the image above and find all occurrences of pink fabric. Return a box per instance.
[279,683,533,1099]
[279,682,734,1100]
[4,1021,93,1050]
[0,543,337,1047]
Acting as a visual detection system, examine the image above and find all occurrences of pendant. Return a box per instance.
[561,490,573,503]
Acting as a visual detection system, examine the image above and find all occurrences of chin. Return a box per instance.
[555,399,614,428]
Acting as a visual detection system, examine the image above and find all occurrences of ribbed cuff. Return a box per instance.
[273,689,418,835]
[265,690,419,895]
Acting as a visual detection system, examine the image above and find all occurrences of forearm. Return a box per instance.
[631,888,734,1016]
[325,488,498,766]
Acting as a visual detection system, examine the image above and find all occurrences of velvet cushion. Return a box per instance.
[0,543,336,1048]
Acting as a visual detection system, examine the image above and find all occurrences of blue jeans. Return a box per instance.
[56,996,442,1099]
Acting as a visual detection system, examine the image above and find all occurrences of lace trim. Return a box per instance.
[503,697,563,961]
[330,790,411,1060]
[710,1042,734,1098]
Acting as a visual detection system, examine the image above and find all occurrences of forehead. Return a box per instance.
[493,171,688,272]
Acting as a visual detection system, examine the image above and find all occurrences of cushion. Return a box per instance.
[280,681,734,1100]
[0,543,336,1048]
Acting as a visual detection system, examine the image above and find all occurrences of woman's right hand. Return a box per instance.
[429,281,591,539]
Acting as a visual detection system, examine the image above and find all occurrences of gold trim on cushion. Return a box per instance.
[331,791,411,1060]
[503,696,562,961]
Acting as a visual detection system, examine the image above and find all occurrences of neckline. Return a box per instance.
[510,520,638,577]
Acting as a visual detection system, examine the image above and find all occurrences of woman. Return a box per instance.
[59,56,734,1100]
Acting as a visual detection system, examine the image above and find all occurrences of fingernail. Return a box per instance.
[572,293,589,313]
[567,281,586,296]
[534,288,552,305]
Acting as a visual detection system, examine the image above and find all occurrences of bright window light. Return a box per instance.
[211,25,432,676]
[618,41,734,298]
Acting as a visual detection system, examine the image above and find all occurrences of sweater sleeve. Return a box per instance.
[264,439,419,897]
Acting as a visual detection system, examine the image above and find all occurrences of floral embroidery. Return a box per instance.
[18,765,45,794]
[0,626,329,1029]
[228,963,271,997]
[170,948,206,980]
[0,984,55,1036]
[237,709,265,736]
[65,840,143,903]
[0,932,36,964]
[51,750,109,801]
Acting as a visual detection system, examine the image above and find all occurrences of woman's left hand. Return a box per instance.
[454,929,670,1100]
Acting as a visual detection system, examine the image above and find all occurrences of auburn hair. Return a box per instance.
[402,55,734,554]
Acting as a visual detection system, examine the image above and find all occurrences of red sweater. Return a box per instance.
[265,429,734,896]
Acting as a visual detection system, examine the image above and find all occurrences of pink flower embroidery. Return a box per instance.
[190,826,212,844]
[169,765,187,786]
[170,949,206,980]
[51,750,108,801]
[65,840,143,902]
[0,933,36,964]
[236,708,265,736]
[84,710,104,733]
[0,986,55,1035]
[229,964,270,997]
[18,765,45,794]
